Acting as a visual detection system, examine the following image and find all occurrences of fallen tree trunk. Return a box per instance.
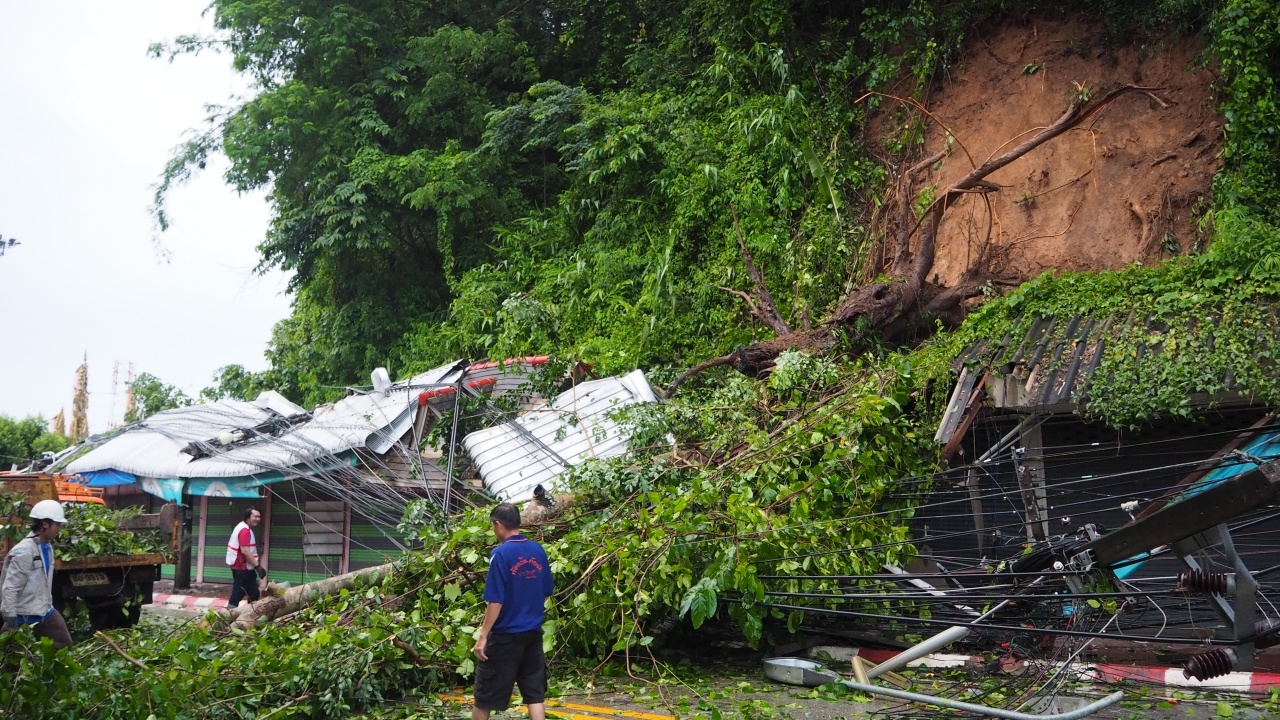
[216,562,393,632]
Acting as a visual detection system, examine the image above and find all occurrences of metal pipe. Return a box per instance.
[866,626,969,678]
[867,575,1048,679]
[977,413,1046,464]
[839,681,1124,720]
[442,376,463,527]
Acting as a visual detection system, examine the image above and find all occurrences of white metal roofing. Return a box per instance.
[462,370,659,502]
[66,362,469,480]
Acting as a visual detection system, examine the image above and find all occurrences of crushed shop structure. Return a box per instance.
[52,358,658,587]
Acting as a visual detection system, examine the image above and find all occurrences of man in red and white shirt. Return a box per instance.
[226,507,265,608]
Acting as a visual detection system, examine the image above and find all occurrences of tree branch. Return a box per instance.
[911,85,1155,288]
[731,206,791,336]
[715,286,764,324]
[891,149,947,275]
[665,352,737,397]
[94,631,150,672]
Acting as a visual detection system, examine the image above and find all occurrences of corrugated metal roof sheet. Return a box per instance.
[462,370,659,503]
[66,361,472,480]
[939,310,1258,430]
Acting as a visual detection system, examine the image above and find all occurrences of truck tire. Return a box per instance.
[87,585,140,629]
[88,600,127,630]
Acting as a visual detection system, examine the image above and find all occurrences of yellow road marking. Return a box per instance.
[548,699,674,720]
[440,693,675,720]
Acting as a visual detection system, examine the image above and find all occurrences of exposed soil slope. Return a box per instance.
[914,18,1221,287]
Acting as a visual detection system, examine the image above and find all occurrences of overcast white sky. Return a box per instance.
[0,1,292,433]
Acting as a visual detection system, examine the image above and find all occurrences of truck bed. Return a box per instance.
[56,552,172,571]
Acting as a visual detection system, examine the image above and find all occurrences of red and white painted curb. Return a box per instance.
[1092,663,1280,694]
[151,593,228,610]
[852,647,974,669]
[811,646,1280,693]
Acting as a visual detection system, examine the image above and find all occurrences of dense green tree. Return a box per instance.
[156,0,1280,404]
[123,373,193,423]
[156,0,982,404]
[199,364,271,402]
[0,416,68,470]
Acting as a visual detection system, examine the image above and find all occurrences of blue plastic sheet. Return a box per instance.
[80,469,137,487]
[1112,426,1280,579]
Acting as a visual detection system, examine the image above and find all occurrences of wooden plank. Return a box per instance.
[967,469,985,556]
[935,367,976,443]
[120,514,163,530]
[942,373,987,461]
[304,544,345,556]
[262,489,272,571]
[57,553,168,571]
[303,511,346,524]
[341,502,351,575]
[302,520,342,532]
[299,525,340,540]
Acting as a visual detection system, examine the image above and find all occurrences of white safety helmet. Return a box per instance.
[29,499,67,525]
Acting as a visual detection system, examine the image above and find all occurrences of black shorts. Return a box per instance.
[473,629,547,710]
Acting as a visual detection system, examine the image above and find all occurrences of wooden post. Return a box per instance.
[195,495,208,583]
[1016,423,1051,541]
[173,495,193,590]
[966,469,986,556]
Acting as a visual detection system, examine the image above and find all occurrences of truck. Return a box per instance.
[0,472,181,629]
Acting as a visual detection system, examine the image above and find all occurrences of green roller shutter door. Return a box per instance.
[202,497,261,584]
[266,481,343,586]
[348,509,408,571]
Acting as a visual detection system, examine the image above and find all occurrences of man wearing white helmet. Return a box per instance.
[0,499,73,649]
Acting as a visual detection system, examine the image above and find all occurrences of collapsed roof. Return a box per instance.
[64,359,548,502]
[463,370,660,502]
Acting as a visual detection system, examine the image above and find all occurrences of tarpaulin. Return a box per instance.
[80,469,137,487]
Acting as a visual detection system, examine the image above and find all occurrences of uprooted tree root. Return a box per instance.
[667,85,1154,397]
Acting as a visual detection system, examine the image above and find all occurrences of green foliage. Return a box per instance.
[1212,0,1280,222]
[84,0,1280,711]
[0,491,27,549]
[0,416,67,470]
[154,0,1017,398]
[199,364,272,402]
[3,359,934,718]
[124,373,193,423]
[54,504,167,561]
[768,350,839,393]
[0,575,448,719]
[534,359,932,652]
[923,206,1280,426]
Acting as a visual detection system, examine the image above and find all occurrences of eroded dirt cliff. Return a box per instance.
[904,18,1221,287]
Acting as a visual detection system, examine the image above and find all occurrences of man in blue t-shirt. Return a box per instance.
[472,502,554,720]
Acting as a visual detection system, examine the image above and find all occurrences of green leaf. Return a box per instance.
[679,578,719,629]
[786,609,804,634]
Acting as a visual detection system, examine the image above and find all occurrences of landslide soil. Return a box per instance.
[898,18,1222,288]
